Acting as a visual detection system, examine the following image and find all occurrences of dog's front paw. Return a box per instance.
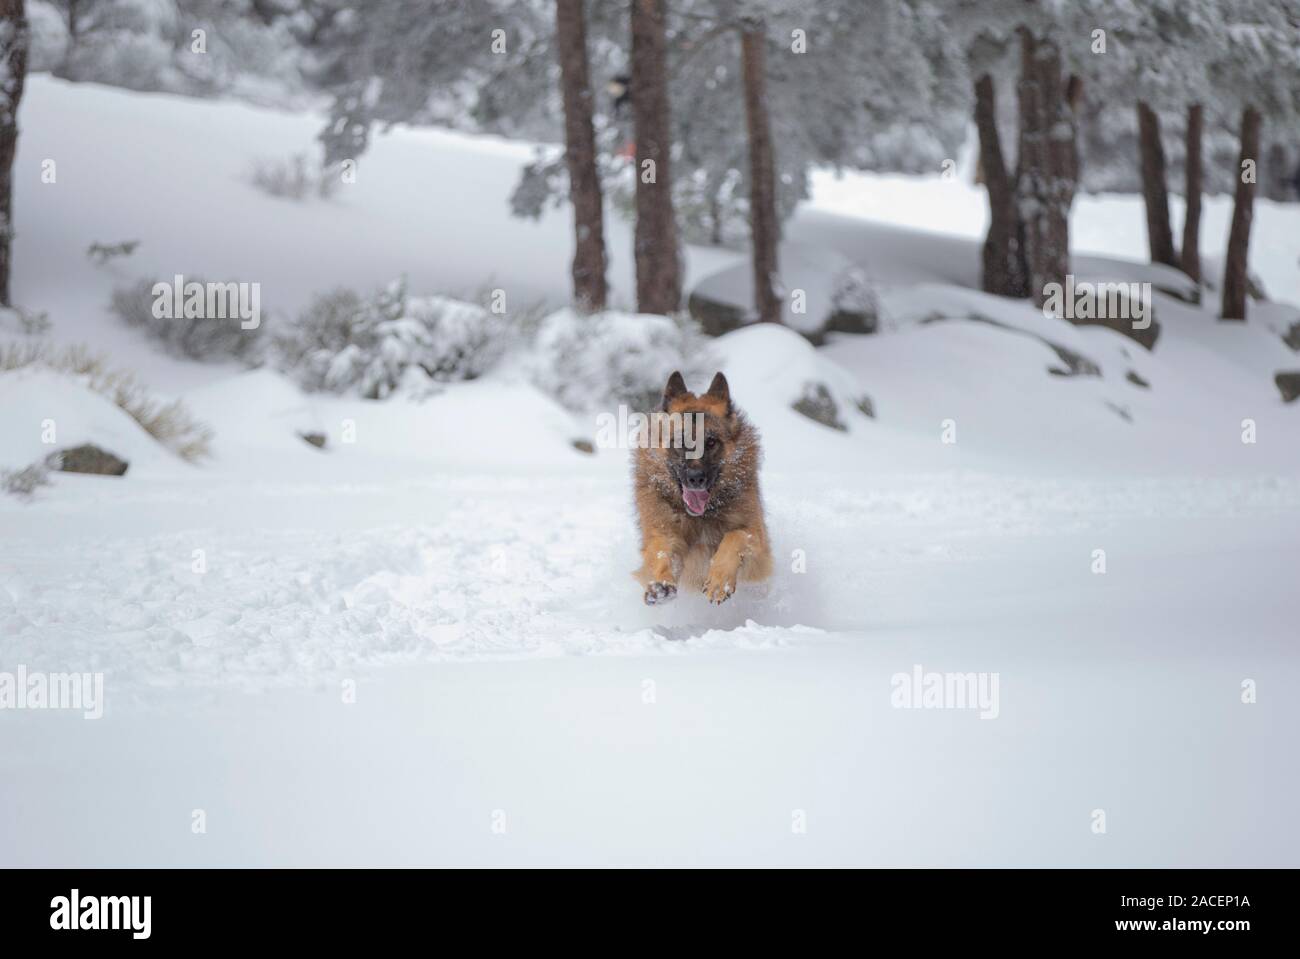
[702,570,736,605]
[644,581,677,605]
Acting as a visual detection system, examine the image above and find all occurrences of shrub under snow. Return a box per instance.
[1,461,52,499]
[110,278,264,363]
[0,306,51,335]
[532,309,714,413]
[275,280,505,399]
[248,153,341,202]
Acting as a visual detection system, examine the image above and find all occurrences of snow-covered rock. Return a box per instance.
[689,242,874,342]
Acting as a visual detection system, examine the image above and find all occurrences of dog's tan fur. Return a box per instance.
[633,371,773,605]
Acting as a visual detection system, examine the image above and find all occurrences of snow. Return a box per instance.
[180,367,585,472]
[2,77,1299,866]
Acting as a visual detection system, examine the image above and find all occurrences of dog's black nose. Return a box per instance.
[682,467,707,490]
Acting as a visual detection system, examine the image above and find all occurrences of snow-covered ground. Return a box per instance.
[2,78,1298,866]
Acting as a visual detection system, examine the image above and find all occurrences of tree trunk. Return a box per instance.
[1016,30,1074,311]
[1180,102,1202,284]
[0,0,28,307]
[974,73,1028,298]
[1221,105,1261,321]
[630,0,680,315]
[1263,143,1289,201]
[555,0,607,312]
[740,19,781,324]
[1136,101,1177,268]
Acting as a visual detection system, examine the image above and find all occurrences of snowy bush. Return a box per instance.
[248,154,340,202]
[275,281,505,399]
[0,306,51,336]
[67,31,174,91]
[0,341,213,461]
[406,296,504,380]
[468,285,548,339]
[1,461,51,499]
[48,0,176,90]
[27,2,68,73]
[35,0,312,104]
[532,309,714,414]
[110,278,264,363]
[87,240,141,264]
[509,153,567,220]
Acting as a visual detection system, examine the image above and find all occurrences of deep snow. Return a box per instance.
[1,77,1298,866]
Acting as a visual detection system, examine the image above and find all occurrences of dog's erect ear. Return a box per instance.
[662,371,688,409]
[706,372,731,414]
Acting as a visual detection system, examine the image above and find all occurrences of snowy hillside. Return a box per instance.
[2,78,1299,867]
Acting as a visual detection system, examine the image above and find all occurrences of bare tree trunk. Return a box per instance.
[630,0,680,315]
[974,73,1028,298]
[1016,30,1073,311]
[1136,101,1177,267]
[1221,105,1261,321]
[740,19,780,324]
[0,0,28,307]
[1263,143,1289,201]
[1180,102,1202,284]
[555,0,607,312]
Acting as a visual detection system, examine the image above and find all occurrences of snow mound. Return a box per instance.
[0,368,189,476]
[181,368,326,459]
[184,367,586,472]
[691,242,860,334]
[1072,253,1199,302]
[712,322,873,432]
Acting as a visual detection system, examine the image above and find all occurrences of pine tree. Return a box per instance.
[1220,105,1260,321]
[950,0,1083,305]
[1181,102,1203,283]
[311,1,609,311]
[0,0,28,307]
[664,0,965,321]
[556,0,608,311]
[1015,26,1076,309]
[738,13,779,324]
[1136,100,1177,268]
[630,0,680,314]
[973,72,1027,298]
[1083,0,1217,279]
[1212,1,1299,320]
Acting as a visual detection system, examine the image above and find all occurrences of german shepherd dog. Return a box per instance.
[634,371,773,605]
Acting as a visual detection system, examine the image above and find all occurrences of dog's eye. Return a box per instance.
[705,437,719,450]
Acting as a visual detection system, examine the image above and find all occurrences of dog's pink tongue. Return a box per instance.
[682,488,710,515]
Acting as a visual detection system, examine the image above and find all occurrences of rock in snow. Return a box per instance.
[48,444,129,476]
[1276,371,1300,403]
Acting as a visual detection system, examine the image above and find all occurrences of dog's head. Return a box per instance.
[654,370,744,517]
